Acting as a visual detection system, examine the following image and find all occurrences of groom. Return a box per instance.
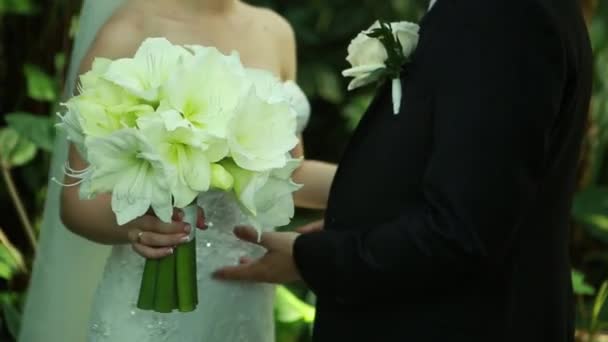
[215,0,592,341]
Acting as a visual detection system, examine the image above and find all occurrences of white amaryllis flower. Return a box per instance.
[78,57,112,90]
[209,163,234,191]
[219,158,302,232]
[103,38,191,103]
[84,129,174,225]
[59,58,155,143]
[227,89,298,172]
[343,20,420,114]
[64,95,153,138]
[56,104,85,154]
[137,112,215,208]
[219,159,270,216]
[245,68,287,102]
[160,47,248,140]
[247,158,302,229]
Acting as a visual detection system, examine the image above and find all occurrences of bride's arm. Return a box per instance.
[276,13,338,210]
[60,17,189,258]
[293,161,336,210]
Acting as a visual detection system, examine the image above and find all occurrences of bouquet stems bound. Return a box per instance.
[137,204,198,313]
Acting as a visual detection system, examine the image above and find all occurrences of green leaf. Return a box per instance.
[0,128,20,163]
[0,128,37,168]
[23,64,58,102]
[572,187,608,243]
[0,238,26,278]
[10,137,37,167]
[6,112,56,152]
[275,286,315,323]
[0,292,19,306]
[572,270,596,296]
[1,301,21,339]
[0,263,11,279]
[592,281,608,321]
[0,0,36,15]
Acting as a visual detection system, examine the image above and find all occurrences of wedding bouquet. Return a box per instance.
[57,38,302,313]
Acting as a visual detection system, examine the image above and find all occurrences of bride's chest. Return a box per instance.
[144,23,282,76]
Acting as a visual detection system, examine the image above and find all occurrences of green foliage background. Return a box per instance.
[1,0,608,341]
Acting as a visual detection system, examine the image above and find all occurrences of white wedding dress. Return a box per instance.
[87,82,310,342]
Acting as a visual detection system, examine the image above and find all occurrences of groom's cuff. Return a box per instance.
[293,230,342,298]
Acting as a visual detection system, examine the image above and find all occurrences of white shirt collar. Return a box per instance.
[428,0,437,10]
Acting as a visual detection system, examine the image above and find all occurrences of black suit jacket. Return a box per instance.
[293,0,592,341]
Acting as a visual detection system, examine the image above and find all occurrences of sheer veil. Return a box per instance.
[19,1,126,341]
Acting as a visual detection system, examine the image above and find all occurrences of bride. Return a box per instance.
[18,0,334,341]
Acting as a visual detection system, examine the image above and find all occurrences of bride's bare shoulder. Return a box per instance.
[244,3,295,42]
[85,4,147,62]
[244,4,296,79]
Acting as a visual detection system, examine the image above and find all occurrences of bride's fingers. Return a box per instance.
[138,215,190,235]
[196,207,207,230]
[172,208,184,222]
[132,243,174,259]
[135,231,191,247]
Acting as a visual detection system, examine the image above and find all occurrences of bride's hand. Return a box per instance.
[125,209,195,259]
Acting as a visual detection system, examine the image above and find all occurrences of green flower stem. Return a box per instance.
[137,204,199,313]
[154,253,177,313]
[136,259,159,310]
[176,238,198,312]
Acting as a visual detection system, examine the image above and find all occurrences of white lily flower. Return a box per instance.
[103,38,191,103]
[84,129,174,224]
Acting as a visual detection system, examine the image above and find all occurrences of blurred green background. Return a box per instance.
[1,0,608,341]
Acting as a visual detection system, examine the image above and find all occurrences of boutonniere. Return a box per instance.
[342,20,420,114]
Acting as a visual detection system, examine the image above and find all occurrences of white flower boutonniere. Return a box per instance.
[342,20,420,114]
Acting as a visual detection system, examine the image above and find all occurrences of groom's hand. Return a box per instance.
[213,226,302,284]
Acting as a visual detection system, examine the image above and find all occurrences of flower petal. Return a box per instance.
[228,91,298,172]
[111,164,153,225]
[342,64,386,78]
